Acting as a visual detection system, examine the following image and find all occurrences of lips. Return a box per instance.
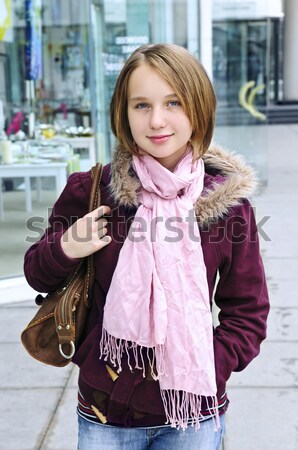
[147,133,174,143]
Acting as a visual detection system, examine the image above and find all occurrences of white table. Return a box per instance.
[0,162,67,221]
[48,136,96,165]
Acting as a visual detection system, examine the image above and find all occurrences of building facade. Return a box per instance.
[1,0,294,161]
[0,0,297,278]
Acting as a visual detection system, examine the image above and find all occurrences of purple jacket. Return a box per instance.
[24,144,269,427]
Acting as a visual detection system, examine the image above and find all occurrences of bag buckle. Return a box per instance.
[59,341,75,359]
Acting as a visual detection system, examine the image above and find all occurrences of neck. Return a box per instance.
[153,146,190,172]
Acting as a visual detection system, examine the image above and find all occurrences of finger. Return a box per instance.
[87,205,111,220]
[94,233,112,250]
[100,235,112,245]
[95,218,107,229]
[97,225,108,239]
[95,205,111,220]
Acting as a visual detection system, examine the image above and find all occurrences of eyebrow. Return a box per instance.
[129,93,178,102]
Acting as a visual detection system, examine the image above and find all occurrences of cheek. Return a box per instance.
[185,118,193,137]
[179,117,192,138]
[173,111,191,129]
[128,120,137,139]
[128,114,145,137]
[127,110,133,129]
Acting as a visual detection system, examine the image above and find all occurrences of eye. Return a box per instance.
[167,100,181,107]
[135,103,149,109]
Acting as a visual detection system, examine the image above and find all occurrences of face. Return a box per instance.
[127,64,193,171]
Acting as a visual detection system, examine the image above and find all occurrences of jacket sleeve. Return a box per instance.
[23,172,90,293]
[213,199,270,397]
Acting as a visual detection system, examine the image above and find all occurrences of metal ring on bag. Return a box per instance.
[59,341,75,359]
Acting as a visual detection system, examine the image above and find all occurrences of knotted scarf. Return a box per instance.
[100,150,219,430]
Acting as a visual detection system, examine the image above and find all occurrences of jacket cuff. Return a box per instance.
[49,231,81,273]
[213,336,234,398]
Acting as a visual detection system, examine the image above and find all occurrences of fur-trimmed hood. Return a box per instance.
[109,143,258,227]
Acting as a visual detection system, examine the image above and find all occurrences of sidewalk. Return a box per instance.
[224,124,298,450]
[1,124,298,450]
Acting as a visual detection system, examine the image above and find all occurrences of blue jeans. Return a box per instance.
[77,414,226,450]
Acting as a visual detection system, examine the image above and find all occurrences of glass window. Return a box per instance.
[211,4,283,186]
[1,0,278,279]
[3,1,91,135]
[90,0,200,162]
[0,0,92,280]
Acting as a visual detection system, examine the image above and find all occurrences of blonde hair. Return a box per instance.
[110,43,216,159]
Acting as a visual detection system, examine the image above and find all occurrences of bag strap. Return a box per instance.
[85,163,103,307]
[54,163,103,360]
[35,163,104,307]
[89,162,103,212]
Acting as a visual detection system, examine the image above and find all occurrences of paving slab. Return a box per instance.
[66,365,79,388]
[0,304,39,343]
[0,388,62,450]
[266,279,298,307]
[228,342,298,388]
[0,343,72,389]
[0,299,34,308]
[267,307,298,341]
[262,257,298,281]
[260,239,298,258]
[0,279,38,306]
[254,194,298,208]
[42,387,78,450]
[253,208,298,258]
[256,215,298,245]
[224,388,298,450]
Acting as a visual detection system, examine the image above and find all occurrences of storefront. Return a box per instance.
[1,1,91,138]
[212,0,284,110]
[1,1,285,156]
[0,0,287,279]
[1,0,202,162]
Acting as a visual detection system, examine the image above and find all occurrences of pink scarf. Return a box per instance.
[100,150,219,430]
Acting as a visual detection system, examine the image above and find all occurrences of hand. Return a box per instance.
[61,206,112,259]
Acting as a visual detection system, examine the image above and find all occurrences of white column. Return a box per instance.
[187,0,199,55]
[199,0,213,80]
[55,165,68,197]
[24,176,32,212]
[0,177,4,221]
[283,0,298,101]
[165,0,174,43]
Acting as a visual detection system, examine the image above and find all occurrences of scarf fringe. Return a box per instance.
[161,389,220,431]
[100,328,160,379]
[99,329,220,431]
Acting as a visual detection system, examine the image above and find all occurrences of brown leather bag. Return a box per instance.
[21,163,103,367]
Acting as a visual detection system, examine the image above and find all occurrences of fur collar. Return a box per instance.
[109,143,258,226]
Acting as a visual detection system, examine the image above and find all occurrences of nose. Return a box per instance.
[149,106,166,129]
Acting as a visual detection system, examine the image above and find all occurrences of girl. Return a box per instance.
[24,44,269,450]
